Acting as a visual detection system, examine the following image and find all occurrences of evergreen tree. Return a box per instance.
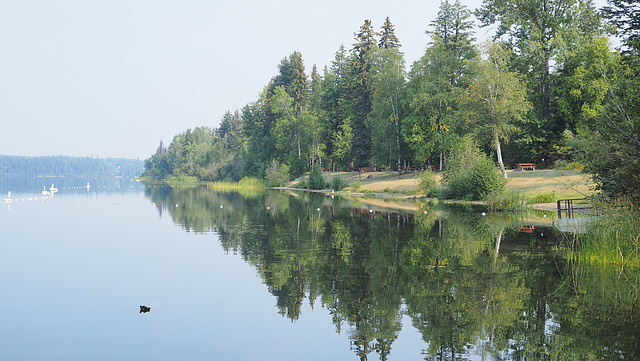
[308,64,327,166]
[368,30,407,171]
[348,19,377,168]
[405,0,476,170]
[322,46,351,170]
[378,16,400,49]
[604,0,640,51]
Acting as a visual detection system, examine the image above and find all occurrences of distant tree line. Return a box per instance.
[0,155,144,177]
[143,0,640,201]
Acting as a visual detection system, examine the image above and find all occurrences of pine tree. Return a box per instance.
[348,19,377,168]
[378,17,400,49]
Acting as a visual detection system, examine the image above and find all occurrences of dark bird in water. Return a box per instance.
[139,305,151,313]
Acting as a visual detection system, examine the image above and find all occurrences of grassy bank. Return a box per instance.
[290,168,595,200]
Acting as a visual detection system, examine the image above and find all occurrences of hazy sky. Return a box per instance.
[0,0,607,160]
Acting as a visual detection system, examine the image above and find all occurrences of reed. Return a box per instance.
[569,199,640,268]
[483,190,527,211]
[205,178,264,197]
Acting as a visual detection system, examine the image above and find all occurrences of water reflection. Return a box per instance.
[145,184,640,360]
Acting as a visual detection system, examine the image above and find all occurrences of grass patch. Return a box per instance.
[506,169,594,199]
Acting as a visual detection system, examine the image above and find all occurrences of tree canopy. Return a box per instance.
[142,2,639,202]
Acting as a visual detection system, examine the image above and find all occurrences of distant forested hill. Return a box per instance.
[0,155,144,177]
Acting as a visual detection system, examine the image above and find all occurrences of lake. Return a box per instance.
[1,178,639,360]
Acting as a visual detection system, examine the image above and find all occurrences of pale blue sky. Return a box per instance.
[0,0,606,160]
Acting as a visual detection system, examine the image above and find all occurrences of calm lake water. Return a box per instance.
[1,178,639,360]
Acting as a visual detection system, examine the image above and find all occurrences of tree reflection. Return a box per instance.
[144,183,640,360]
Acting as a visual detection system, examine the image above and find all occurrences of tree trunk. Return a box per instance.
[495,134,507,178]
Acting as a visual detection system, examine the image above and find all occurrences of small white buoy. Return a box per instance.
[543,214,547,218]
[423,210,428,214]
[266,206,270,210]
[175,204,179,207]
[317,208,321,211]
[220,205,224,208]
[369,209,373,213]
[481,212,486,216]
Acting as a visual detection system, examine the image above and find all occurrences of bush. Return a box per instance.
[417,170,438,197]
[442,138,507,200]
[352,180,363,190]
[296,178,308,189]
[330,176,348,191]
[264,159,290,187]
[527,192,556,204]
[308,164,327,190]
[554,159,585,170]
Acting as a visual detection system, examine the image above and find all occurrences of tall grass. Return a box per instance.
[206,177,264,196]
[483,190,526,211]
[166,175,200,184]
[568,199,640,268]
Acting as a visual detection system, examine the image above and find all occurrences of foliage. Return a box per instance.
[0,155,144,177]
[441,137,507,200]
[460,41,532,176]
[140,8,640,208]
[295,178,308,189]
[416,170,438,197]
[264,159,290,187]
[484,190,526,211]
[476,0,603,161]
[307,164,327,190]
[527,192,556,204]
[352,180,362,190]
[604,0,640,51]
[330,176,348,191]
[578,52,640,202]
[553,160,584,171]
[166,175,199,184]
[405,0,476,170]
[570,199,640,267]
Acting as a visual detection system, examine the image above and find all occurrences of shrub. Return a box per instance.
[527,192,556,204]
[308,164,327,190]
[352,180,363,190]
[264,159,290,187]
[417,170,438,197]
[442,137,507,200]
[330,176,348,191]
[296,178,308,189]
[554,159,585,171]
